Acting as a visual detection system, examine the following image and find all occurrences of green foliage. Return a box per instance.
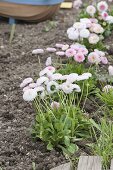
[32,162,36,170]
[58,62,88,75]
[32,100,92,155]
[98,90,113,109]
[82,38,106,51]
[92,119,113,169]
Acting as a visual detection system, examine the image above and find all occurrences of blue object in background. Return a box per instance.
[1,0,64,5]
[9,17,16,24]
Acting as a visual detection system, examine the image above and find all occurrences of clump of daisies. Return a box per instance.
[21,59,93,154]
[32,43,108,65]
[57,43,108,65]
[67,19,104,47]
[20,57,93,102]
[80,1,113,37]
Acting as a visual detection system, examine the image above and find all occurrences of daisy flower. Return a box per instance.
[46,81,59,94]
[45,57,52,66]
[86,5,96,16]
[23,89,37,101]
[46,48,56,52]
[97,1,108,12]
[103,85,113,93]
[36,77,49,86]
[56,51,65,56]
[108,65,113,76]
[88,52,101,64]
[88,34,100,44]
[66,73,78,83]
[65,48,76,57]
[20,77,33,88]
[39,66,55,77]
[74,52,85,63]
[32,49,44,54]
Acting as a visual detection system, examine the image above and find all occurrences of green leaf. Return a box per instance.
[47,142,53,150]
[64,136,70,146]
[67,143,78,154]
[90,119,101,131]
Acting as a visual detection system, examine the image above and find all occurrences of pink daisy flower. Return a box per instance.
[46,48,56,52]
[74,52,85,63]
[101,12,108,20]
[88,52,101,64]
[101,57,108,64]
[55,43,64,48]
[65,48,76,58]
[56,51,65,56]
[78,48,88,55]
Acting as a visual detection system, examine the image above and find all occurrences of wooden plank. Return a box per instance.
[110,159,113,170]
[87,156,95,170]
[77,156,102,170]
[50,163,71,170]
[60,2,73,9]
[77,156,88,170]
[92,156,102,170]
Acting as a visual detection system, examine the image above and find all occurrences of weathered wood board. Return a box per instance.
[77,156,102,170]
[50,163,71,170]
[110,159,113,170]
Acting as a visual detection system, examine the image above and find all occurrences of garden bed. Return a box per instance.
[1,1,113,170]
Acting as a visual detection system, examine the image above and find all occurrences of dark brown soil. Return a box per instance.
[0,2,113,170]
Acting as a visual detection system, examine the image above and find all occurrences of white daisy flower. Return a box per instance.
[60,75,69,80]
[45,57,52,66]
[80,29,90,38]
[39,66,55,77]
[108,65,113,76]
[32,49,44,54]
[60,82,74,94]
[62,44,69,51]
[29,83,37,88]
[61,82,81,94]
[68,30,79,40]
[34,86,45,92]
[88,34,100,44]
[20,77,33,88]
[106,16,113,24]
[77,73,92,81]
[23,86,31,92]
[72,84,81,92]
[80,18,92,28]
[73,22,86,30]
[82,73,92,78]
[67,27,75,34]
[86,5,96,16]
[23,89,37,101]
[66,73,78,83]
[40,91,46,99]
[51,73,63,80]
[36,77,49,86]
[46,81,59,94]
[103,85,113,93]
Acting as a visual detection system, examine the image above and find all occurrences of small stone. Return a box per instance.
[0,45,4,49]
